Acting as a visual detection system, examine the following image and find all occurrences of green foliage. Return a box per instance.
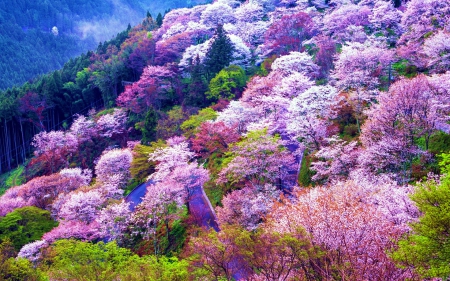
[0,240,46,281]
[0,207,58,251]
[392,59,418,78]
[204,25,235,80]
[180,107,217,137]
[392,155,450,279]
[428,131,450,155]
[0,165,25,195]
[156,13,163,26]
[298,153,315,187]
[42,240,189,281]
[141,107,159,144]
[156,106,189,140]
[206,65,247,101]
[129,140,167,187]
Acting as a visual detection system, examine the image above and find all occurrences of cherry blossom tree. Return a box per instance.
[59,168,92,187]
[192,121,240,158]
[42,220,100,243]
[96,108,128,140]
[311,136,360,183]
[117,66,177,113]
[423,30,450,73]
[271,52,320,78]
[287,85,339,150]
[147,137,195,181]
[234,2,265,23]
[264,12,316,55]
[96,201,131,243]
[322,4,372,43]
[18,240,48,263]
[218,129,295,187]
[215,100,258,134]
[69,114,97,142]
[397,0,450,68]
[58,190,105,223]
[360,75,450,181]
[333,41,394,133]
[368,0,403,43]
[0,171,88,215]
[216,184,280,230]
[139,180,187,255]
[267,180,415,280]
[95,148,132,188]
[31,130,78,173]
[200,2,236,27]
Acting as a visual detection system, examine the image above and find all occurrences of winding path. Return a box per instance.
[125,181,219,231]
[124,136,303,280]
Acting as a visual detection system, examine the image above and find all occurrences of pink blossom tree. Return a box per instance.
[287,85,339,150]
[192,121,240,158]
[267,179,415,280]
[31,130,78,173]
[264,12,316,55]
[117,66,177,113]
[332,41,394,133]
[217,129,295,187]
[311,136,360,183]
[57,190,105,223]
[69,114,97,142]
[96,201,131,243]
[360,75,450,181]
[271,52,320,78]
[215,101,258,134]
[42,220,100,243]
[147,137,195,181]
[216,184,280,230]
[423,30,450,73]
[322,4,372,43]
[200,2,236,27]
[0,171,88,215]
[18,240,48,263]
[95,148,133,188]
[95,108,128,141]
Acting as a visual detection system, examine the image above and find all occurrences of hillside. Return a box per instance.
[0,0,210,90]
[1,0,450,280]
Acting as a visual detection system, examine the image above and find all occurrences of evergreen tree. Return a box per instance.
[392,154,450,279]
[156,13,163,27]
[204,25,235,81]
[141,107,159,144]
[185,55,209,107]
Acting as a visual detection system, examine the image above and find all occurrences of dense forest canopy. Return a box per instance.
[0,0,211,90]
[1,0,450,280]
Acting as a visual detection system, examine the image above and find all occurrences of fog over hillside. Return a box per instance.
[0,0,210,90]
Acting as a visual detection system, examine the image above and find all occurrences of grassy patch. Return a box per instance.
[0,165,25,195]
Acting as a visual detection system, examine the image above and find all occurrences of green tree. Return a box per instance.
[180,107,217,137]
[206,65,246,101]
[0,207,58,251]
[204,25,235,81]
[185,55,209,107]
[42,240,188,281]
[156,13,163,26]
[391,154,450,279]
[141,106,159,144]
[0,239,46,281]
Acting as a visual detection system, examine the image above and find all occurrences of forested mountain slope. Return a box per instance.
[1,0,450,279]
[0,0,210,90]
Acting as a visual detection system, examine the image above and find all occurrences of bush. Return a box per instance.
[0,207,58,251]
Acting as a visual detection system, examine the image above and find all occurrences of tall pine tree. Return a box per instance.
[204,25,234,81]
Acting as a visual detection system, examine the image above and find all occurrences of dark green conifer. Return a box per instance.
[204,25,235,81]
[156,13,163,27]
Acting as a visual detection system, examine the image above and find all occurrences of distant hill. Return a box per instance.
[0,0,209,90]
